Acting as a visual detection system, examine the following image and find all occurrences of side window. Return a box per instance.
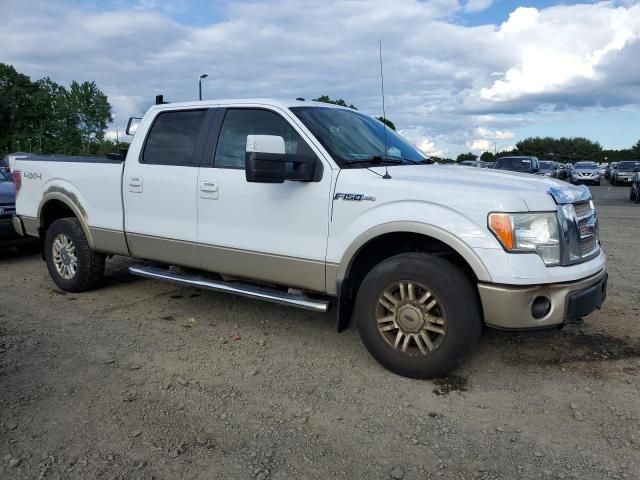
[142,110,207,166]
[214,109,316,169]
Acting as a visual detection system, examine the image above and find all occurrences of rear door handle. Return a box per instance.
[200,181,219,199]
[128,177,143,193]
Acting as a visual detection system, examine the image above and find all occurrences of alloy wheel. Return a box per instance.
[376,281,447,356]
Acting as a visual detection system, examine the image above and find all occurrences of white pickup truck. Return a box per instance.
[13,98,607,378]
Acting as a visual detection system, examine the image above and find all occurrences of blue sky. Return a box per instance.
[2,0,639,157]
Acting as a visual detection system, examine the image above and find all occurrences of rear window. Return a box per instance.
[494,157,533,172]
[142,110,207,166]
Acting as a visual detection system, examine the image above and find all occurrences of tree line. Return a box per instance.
[457,136,640,164]
[0,63,116,156]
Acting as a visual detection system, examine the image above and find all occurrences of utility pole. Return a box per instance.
[198,74,208,101]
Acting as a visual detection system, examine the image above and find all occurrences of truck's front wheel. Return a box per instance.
[354,253,481,379]
[45,218,105,292]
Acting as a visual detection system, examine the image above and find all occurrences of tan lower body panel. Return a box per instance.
[90,227,130,256]
[477,268,607,329]
[126,233,326,293]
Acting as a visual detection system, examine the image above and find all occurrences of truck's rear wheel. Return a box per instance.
[354,253,481,379]
[45,218,105,292]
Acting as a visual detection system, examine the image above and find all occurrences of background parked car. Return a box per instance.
[492,156,540,174]
[459,160,490,168]
[599,164,607,177]
[553,163,570,180]
[630,169,640,203]
[570,161,601,185]
[537,160,555,176]
[2,152,32,180]
[611,160,640,186]
[0,169,37,249]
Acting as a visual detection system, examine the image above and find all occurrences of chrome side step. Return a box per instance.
[128,265,330,313]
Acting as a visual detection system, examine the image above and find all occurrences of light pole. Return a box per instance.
[198,74,208,101]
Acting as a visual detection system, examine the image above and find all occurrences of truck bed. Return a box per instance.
[15,155,126,252]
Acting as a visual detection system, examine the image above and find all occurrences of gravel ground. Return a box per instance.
[1,185,639,480]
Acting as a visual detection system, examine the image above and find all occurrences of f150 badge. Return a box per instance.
[334,193,376,201]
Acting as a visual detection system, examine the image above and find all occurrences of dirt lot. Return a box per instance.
[1,185,639,480]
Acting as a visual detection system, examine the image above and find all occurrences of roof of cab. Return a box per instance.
[149,98,352,113]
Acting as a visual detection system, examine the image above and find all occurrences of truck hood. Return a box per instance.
[364,164,589,211]
[0,180,16,204]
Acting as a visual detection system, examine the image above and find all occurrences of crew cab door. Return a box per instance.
[196,107,333,292]
[124,108,212,268]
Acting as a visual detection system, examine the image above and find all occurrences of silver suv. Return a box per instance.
[570,161,601,186]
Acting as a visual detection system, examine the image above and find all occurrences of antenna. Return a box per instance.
[379,40,391,179]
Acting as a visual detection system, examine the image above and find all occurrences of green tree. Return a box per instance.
[515,136,602,163]
[632,139,640,157]
[66,80,112,154]
[0,64,40,153]
[456,152,478,163]
[0,63,113,156]
[480,151,495,163]
[312,95,357,109]
[376,116,396,130]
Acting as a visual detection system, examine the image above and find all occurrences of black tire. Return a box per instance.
[630,188,636,202]
[636,187,640,204]
[44,218,105,292]
[354,253,482,379]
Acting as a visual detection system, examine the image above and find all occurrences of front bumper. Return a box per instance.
[571,175,600,183]
[477,268,607,330]
[614,176,633,184]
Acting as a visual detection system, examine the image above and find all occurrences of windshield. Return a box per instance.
[494,157,533,172]
[290,107,427,167]
[0,169,10,182]
[617,161,640,172]
[574,162,598,169]
[539,161,553,169]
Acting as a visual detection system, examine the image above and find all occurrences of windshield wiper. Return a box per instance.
[342,155,425,167]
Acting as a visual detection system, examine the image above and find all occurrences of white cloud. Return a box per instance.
[481,4,640,102]
[464,0,493,13]
[467,139,493,152]
[1,0,639,157]
[473,127,514,140]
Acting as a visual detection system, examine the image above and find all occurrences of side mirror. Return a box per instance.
[245,135,318,183]
[126,117,142,136]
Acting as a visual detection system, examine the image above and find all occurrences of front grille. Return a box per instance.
[573,201,592,218]
[558,198,600,265]
[580,236,597,257]
[562,200,599,264]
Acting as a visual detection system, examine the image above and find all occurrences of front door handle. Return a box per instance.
[128,177,143,193]
[200,181,219,199]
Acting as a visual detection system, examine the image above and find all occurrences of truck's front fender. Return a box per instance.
[326,200,497,295]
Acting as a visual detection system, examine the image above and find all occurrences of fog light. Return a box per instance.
[531,296,551,320]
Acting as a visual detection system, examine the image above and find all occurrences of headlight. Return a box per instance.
[489,212,561,266]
